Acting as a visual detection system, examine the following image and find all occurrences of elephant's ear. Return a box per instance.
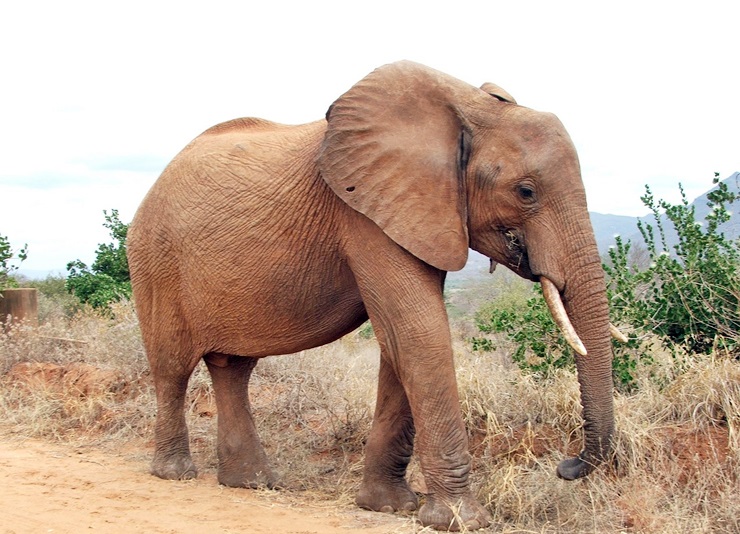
[319,61,472,272]
[480,82,517,104]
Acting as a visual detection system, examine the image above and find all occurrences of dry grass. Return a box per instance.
[0,302,151,444]
[455,337,739,533]
[1,297,738,533]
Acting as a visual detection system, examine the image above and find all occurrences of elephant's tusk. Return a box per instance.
[610,323,629,343]
[540,277,588,356]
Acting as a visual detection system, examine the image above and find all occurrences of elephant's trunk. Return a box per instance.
[555,237,615,480]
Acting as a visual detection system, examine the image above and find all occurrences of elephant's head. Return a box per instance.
[319,61,614,479]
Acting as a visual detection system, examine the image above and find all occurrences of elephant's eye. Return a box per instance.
[518,185,536,202]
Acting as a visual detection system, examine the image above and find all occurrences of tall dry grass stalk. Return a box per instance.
[1,299,738,532]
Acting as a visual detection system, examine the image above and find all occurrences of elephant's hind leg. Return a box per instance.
[356,356,418,514]
[204,353,276,488]
[150,356,199,481]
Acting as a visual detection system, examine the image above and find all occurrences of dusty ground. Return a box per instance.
[0,438,415,534]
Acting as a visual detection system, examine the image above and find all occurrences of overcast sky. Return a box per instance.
[1,1,738,275]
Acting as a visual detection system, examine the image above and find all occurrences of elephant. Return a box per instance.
[127,61,616,531]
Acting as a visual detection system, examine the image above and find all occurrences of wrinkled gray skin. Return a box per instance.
[128,61,614,531]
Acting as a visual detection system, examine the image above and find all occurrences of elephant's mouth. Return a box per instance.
[491,228,535,280]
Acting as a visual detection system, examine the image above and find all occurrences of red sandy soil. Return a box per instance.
[0,437,414,534]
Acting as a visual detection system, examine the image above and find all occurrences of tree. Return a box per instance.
[66,210,131,308]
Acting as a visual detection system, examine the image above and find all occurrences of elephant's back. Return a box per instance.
[199,117,284,136]
[132,118,328,234]
[128,117,340,286]
[173,118,326,188]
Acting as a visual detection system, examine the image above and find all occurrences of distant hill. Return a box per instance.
[590,172,740,254]
[589,212,643,254]
[450,172,740,285]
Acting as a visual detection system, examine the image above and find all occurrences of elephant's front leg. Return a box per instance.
[404,354,491,531]
[357,356,418,513]
[372,336,490,531]
[352,259,491,529]
[204,354,276,488]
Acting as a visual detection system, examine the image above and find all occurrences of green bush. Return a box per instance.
[0,233,27,290]
[606,174,740,356]
[357,321,375,339]
[472,284,572,375]
[66,210,131,309]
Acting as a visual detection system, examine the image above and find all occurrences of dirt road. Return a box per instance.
[0,438,415,534]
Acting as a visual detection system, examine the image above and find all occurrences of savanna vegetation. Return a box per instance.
[65,209,131,309]
[0,232,27,289]
[1,180,738,533]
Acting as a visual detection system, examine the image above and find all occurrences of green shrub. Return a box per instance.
[0,232,27,289]
[66,210,131,309]
[357,321,375,339]
[606,174,740,356]
[472,284,572,375]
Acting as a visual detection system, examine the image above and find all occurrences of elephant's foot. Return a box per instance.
[151,452,198,480]
[218,463,278,489]
[356,477,418,514]
[418,493,492,531]
[556,454,597,480]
